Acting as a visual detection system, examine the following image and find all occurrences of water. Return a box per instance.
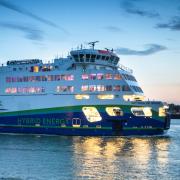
[0,120,180,180]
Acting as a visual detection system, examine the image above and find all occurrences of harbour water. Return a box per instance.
[0,120,179,180]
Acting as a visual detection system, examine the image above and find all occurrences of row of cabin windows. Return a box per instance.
[82,73,121,80]
[130,85,143,93]
[81,85,131,92]
[5,84,130,94]
[73,54,119,64]
[122,74,137,82]
[6,74,74,83]
[5,87,45,94]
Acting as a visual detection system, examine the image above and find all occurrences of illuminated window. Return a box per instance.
[131,107,152,117]
[82,107,102,122]
[97,73,103,80]
[123,95,145,101]
[82,74,88,80]
[105,74,112,79]
[97,85,105,92]
[75,94,90,99]
[81,85,88,92]
[159,107,167,117]
[114,74,122,80]
[33,66,39,72]
[106,107,123,116]
[89,85,96,92]
[97,94,114,99]
[65,75,74,81]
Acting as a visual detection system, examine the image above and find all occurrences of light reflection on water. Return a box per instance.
[0,120,179,180]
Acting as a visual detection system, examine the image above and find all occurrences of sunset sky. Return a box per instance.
[0,0,180,104]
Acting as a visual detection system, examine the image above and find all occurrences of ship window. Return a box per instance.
[80,54,84,62]
[114,74,122,80]
[110,56,115,61]
[89,85,96,92]
[105,56,110,61]
[131,107,152,117]
[113,85,121,91]
[96,55,101,59]
[89,74,96,80]
[81,85,88,92]
[106,107,123,116]
[86,54,90,61]
[57,86,74,92]
[123,95,145,101]
[105,74,112,79]
[97,94,114,99]
[122,85,131,91]
[105,85,112,91]
[159,107,166,117]
[101,56,106,60]
[82,107,102,122]
[64,75,74,81]
[82,74,88,80]
[97,85,105,92]
[73,55,79,62]
[33,66,39,72]
[91,55,96,62]
[75,94,89,100]
[97,73,103,80]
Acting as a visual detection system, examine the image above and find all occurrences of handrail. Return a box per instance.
[118,64,133,74]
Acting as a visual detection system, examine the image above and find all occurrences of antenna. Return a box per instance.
[88,41,99,50]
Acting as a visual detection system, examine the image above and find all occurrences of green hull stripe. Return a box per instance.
[0,124,164,131]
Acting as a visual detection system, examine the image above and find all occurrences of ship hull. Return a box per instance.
[0,105,170,136]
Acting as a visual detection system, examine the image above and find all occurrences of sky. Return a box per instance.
[0,0,180,104]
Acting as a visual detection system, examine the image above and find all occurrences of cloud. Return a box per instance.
[104,26,122,32]
[0,0,58,28]
[0,22,43,41]
[156,16,180,31]
[121,0,160,18]
[115,44,167,56]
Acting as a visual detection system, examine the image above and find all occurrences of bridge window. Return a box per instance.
[86,54,90,61]
[101,56,106,60]
[96,55,101,59]
[73,55,79,62]
[106,107,123,116]
[91,55,96,62]
[82,107,102,122]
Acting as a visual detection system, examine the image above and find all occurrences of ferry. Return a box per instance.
[0,41,171,136]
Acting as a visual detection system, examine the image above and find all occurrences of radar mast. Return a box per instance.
[88,41,99,50]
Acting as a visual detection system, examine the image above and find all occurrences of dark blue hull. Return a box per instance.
[0,109,170,136]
